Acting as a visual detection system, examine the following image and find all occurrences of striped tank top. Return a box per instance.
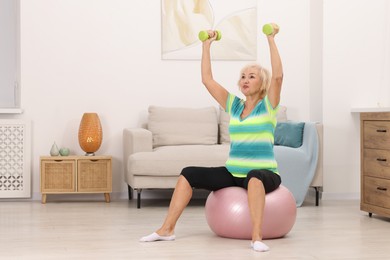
[225,93,279,178]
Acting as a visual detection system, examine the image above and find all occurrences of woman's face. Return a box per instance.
[239,67,261,96]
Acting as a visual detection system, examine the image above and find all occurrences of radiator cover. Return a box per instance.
[0,120,31,198]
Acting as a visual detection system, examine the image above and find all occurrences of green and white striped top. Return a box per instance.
[225,93,279,178]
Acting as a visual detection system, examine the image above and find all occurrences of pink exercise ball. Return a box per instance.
[205,185,297,240]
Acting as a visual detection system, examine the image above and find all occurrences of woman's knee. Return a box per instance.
[246,171,263,185]
[177,175,192,189]
[181,166,197,180]
[180,167,203,188]
[245,170,281,193]
[247,176,263,188]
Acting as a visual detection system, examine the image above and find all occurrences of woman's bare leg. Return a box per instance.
[157,175,193,235]
[140,175,193,241]
[247,178,269,251]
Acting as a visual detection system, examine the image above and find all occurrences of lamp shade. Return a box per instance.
[78,113,103,156]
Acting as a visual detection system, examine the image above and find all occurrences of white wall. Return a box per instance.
[15,0,390,201]
[323,0,390,199]
[15,0,314,200]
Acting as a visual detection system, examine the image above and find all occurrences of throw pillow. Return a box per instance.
[274,122,305,148]
[148,106,218,147]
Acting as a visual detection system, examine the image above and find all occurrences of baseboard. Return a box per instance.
[8,192,128,202]
[20,190,208,202]
[306,187,359,200]
[321,191,360,200]
[9,190,360,203]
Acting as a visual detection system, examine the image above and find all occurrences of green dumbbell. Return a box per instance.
[262,23,279,35]
[198,30,222,42]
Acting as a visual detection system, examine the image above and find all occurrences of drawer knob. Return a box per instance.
[377,187,388,191]
[376,158,388,162]
[376,129,387,133]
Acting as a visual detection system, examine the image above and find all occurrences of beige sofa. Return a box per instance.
[123,106,323,208]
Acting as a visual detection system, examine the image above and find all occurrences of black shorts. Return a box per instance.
[181,166,281,194]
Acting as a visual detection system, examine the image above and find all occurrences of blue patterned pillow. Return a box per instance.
[274,122,305,148]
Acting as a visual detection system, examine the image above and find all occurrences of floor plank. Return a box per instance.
[1,199,390,259]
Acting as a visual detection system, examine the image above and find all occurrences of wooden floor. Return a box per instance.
[1,197,390,260]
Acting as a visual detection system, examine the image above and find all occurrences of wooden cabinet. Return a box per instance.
[360,112,390,217]
[40,155,112,203]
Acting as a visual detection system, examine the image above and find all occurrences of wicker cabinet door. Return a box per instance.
[77,159,112,192]
[41,159,76,192]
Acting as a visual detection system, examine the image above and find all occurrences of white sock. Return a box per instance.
[139,232,176,242]
[251,241,270,252]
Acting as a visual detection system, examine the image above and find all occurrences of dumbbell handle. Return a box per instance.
[262,23,279,35]
[198,30,222,42]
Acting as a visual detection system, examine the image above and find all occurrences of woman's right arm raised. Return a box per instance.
[201,32,228,110]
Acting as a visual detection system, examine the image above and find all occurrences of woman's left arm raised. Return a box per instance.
[266,24,283,109]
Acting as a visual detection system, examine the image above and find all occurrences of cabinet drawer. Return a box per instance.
[41,160,76,192]
[363,121,390,149]
[77,159,112,192]
[363,176,390,209]
[363,149,390,179]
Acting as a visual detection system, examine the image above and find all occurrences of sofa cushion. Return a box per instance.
[128,144,230,176]
[219,105,288,144]
[219,108,231,144]
[274,121,305,148]
[148,106,218,147]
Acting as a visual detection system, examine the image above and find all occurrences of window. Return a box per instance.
[0,0,19,109]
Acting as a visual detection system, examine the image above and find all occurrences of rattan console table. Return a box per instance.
[40,155,112,203]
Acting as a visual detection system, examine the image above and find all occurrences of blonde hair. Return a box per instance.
[238,63,271,99]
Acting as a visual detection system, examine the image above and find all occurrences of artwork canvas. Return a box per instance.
[161,0,257,60]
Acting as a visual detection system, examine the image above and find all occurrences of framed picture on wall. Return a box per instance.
[161,0,257,60]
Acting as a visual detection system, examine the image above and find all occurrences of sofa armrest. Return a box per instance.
[123,128,153,177]
[310,123,323,188]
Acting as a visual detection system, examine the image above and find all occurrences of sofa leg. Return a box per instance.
[137,189,142,209]
[314,187,320,206]
[128,185,133,200]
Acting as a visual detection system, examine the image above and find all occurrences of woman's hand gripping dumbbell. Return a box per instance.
[198,30,222,42]
[262,23,279,36]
